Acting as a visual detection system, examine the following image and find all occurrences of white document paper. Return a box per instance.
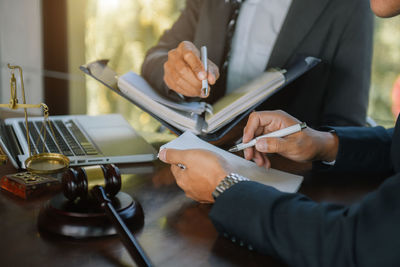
[160,131,303,193]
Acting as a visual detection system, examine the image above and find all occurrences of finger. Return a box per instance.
[178,42,205,80]
[177,41,200,57]
[166,64,200,96]
[173,58,202,89]
[159,148,187,165]
[171,165,187,190]
[263,154,271,169]
[170,164,182,176]
[243,112,261,143]
[253,151,265,167]
[255,137,288,154]
[167,47,201,91]
[207,61,219,85]
[200,86,211,98]
[163,62,177,90]
[244,147,254,161]
[165,72,193,96]
[171,61,202,97]
[255,127,265,137]
[244,111,291,141]
[184,52,205,80]
[243,126,265,144]
[243,112,272,143]
[174,77,200,97]
[164,74,177,92]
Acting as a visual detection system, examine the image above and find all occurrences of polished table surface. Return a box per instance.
[0,111,384,266]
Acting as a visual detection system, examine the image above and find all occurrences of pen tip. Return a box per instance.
[228,147,237,153]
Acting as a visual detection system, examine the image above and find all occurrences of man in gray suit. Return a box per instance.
[141,0,373,128]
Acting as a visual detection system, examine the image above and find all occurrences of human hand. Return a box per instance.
[243,110,338,168]
[163,41,220,98]
[158,149,228,203]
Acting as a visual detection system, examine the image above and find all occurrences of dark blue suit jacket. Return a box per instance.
[209,117,400,267]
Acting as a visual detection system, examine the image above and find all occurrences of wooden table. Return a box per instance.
[0,158,385,267]
[0,111,384,266]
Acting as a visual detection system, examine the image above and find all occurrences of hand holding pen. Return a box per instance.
[163,41,219,98]
[229,122,307,152]
[240,111,339,169]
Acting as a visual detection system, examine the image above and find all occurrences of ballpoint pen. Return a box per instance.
[228,122,307,152]
[200,46,209,97]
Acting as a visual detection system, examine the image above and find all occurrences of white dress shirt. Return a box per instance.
[226,0,293,93]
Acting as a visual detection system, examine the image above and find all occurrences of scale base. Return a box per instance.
[37,192,144,238]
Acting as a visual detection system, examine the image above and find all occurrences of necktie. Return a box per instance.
[208,0,245,103]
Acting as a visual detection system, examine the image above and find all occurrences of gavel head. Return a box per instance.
[62,164,121,201]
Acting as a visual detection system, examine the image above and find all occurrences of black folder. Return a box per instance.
[80,56,320,142]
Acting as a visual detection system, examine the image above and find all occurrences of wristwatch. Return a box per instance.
[212,173,250,200]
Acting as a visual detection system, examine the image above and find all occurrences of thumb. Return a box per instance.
[158,148,186,165]
[255,137,288,154]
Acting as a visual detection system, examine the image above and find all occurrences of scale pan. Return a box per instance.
[25,153,70,174]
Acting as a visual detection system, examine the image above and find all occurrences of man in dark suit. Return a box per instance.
[158,1,400,265]
[142,0,373,127]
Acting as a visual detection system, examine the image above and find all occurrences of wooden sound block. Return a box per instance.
[0,172,60,199]
[37,192,144,238]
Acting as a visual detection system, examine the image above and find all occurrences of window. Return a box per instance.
[369,16,400,127]
[1,1,399,139]
[84,0,185,143]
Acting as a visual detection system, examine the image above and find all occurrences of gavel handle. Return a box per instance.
[92,186,152,267]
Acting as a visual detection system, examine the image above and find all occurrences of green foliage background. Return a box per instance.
[85,0,185,144]
[369,16,400,127]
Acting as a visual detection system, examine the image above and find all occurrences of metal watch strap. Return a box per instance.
[212,173,250,200]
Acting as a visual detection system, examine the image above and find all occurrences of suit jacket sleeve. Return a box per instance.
[319,0,373,126]
[141,0,202,99]
[314,126,394,174]
[209,175,400,267]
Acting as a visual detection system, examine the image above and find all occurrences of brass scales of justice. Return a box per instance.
[0,64,69,173]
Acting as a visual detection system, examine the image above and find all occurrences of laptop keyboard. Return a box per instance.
[18,119,99,157]
[65,120,99,155]
[18,121,39,154]
[53,120,86,156]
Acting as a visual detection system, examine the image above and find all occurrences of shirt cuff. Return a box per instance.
[321,160,336,166]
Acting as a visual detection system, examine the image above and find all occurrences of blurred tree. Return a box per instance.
[85,0,185,143]
[369,16,400,127]
[85,1,400,142]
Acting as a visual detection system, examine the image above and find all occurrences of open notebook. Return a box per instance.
[80,56,320,141]
[160,131,303,193]
[118,69,285,135]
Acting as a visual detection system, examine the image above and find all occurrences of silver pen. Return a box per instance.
[200,46,209,97]
[228,122,307,152]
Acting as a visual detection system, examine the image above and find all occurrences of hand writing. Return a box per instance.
[163,41,219,98]
[243,110,339,168]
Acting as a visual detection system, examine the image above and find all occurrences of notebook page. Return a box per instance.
[205,70,285,133]
[119,71,207,114]
[160,131,303,193]
[118,73,201,132]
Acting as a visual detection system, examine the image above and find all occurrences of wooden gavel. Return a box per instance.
[62,164,152,267]
[62,164,121,201]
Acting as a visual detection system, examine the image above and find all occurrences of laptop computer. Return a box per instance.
[0,113,157,170]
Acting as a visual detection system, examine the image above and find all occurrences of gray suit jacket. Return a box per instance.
[141,0,373,127]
